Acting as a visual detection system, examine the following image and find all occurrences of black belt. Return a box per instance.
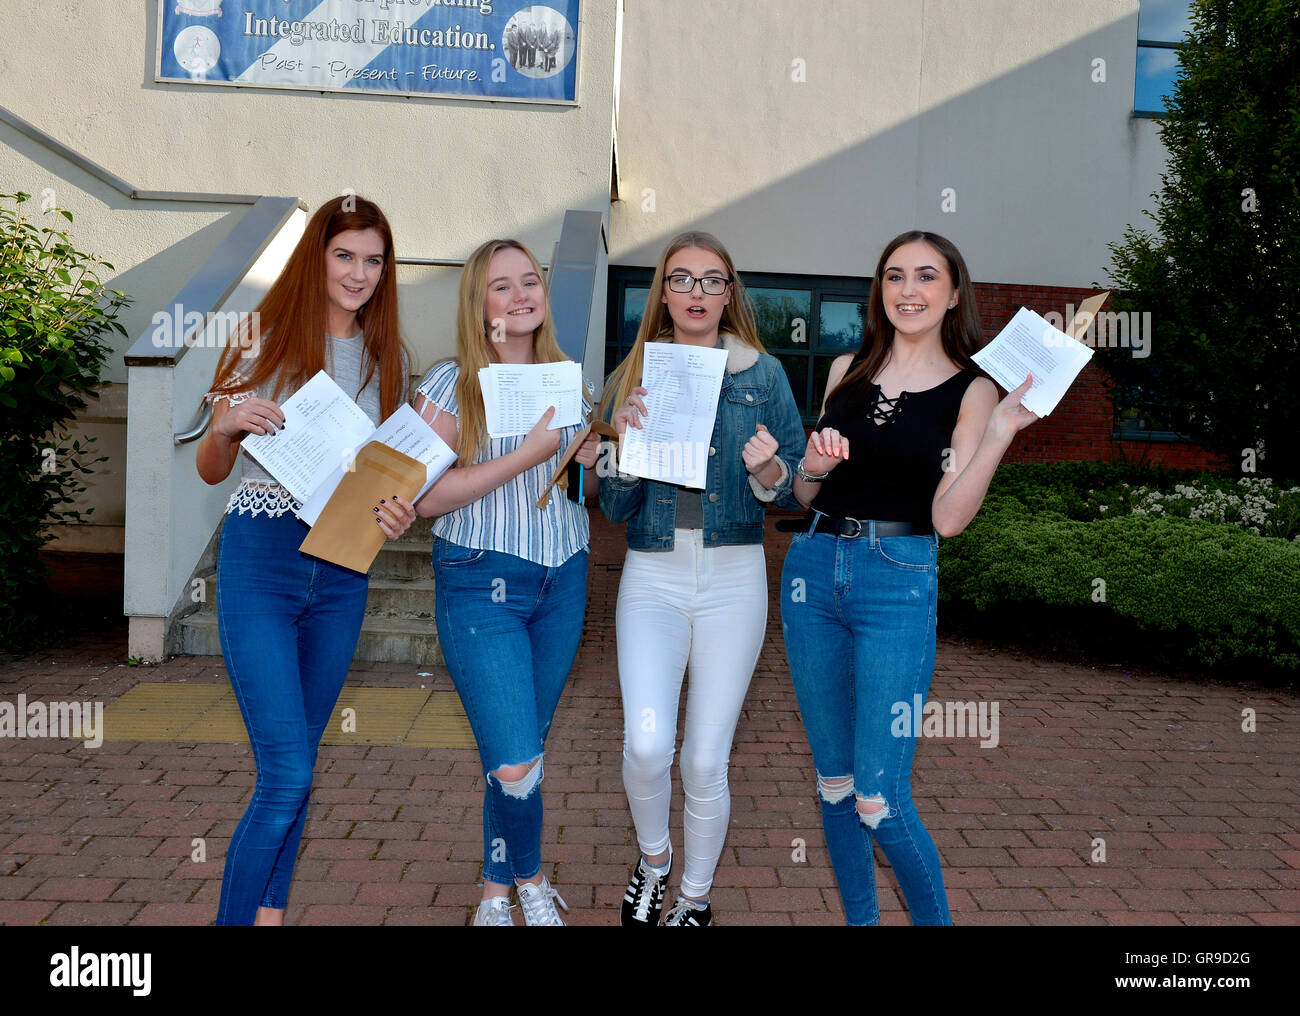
[775,512,921,539]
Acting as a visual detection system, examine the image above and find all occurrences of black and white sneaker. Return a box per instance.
[662,896,712,926]
[621,855,670,927]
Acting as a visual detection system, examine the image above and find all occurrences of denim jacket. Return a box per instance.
[599,334,805,550]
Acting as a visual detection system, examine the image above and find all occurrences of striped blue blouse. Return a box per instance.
[416,359,593,567]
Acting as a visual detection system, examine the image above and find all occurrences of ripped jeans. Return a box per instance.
[780,528,951,926]
[433,538,588,885]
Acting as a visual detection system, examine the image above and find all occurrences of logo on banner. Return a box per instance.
[175,26,222,77]
[176,0,224,16]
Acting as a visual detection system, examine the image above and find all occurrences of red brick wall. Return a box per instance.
[972,282,1228,471]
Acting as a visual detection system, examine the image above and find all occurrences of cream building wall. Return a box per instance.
[610,0,1167,287]
[0,0,621,550]
[0,1,1172,558]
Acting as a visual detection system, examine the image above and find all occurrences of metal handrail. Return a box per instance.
[396,256,465,267]
[547,209,607,363]
[174,399,213,446]
[394,256,551,269]
[0,104,264,205]
[124,196,305,369]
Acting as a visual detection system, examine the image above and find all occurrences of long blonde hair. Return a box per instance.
[450,239,566,463]
[599,231,764,421]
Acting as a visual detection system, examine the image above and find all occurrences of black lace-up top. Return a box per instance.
[809,370,979,530]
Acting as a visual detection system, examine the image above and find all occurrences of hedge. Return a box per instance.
[939,497,1300,674]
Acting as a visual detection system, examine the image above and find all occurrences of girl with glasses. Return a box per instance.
[198,195,416,926]
[780,230,1038,925]
[413,239,600,926]
[599,231,805,926]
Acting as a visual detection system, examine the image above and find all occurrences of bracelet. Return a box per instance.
[797,457,830,482]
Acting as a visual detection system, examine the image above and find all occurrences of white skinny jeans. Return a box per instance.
[616,530,768,897]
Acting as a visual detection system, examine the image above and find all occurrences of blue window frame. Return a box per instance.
[1135,0,1194,117]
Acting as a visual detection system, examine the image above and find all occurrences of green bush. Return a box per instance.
[939,498,1300,675]
[0,192,129,648]
[985,463,1300,540]
[985,462,1212,518]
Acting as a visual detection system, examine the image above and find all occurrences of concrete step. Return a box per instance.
[175,611,442,666]
[178,517,440,664]
[371,540,434,580]
[405,517,437,542]
[197,575,436,618]
[364,578,437,617]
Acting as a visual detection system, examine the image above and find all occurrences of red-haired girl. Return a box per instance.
[198,195,415,926]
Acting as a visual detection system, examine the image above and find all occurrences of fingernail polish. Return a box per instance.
[373,507,379,513]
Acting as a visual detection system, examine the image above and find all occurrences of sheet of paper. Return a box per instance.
[297,403,458,526]
[618,343,727,488]
[479,361,584,438]
[972,307,1094,417]
[239,370,376,502]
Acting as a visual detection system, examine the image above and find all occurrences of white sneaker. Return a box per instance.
[515,877,569,926]
[472,895,515,926]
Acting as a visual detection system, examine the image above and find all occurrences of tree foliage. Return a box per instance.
[0,191,130,647]
[1106,0,1300,481]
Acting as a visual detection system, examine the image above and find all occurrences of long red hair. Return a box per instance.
[208,195,409,417]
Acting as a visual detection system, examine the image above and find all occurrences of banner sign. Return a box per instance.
[156,0,581,104]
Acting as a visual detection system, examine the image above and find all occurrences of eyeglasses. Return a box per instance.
[665,273,732,296]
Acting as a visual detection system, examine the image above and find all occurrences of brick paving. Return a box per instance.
[2,516,1298,926]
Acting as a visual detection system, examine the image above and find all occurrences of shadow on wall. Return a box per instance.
[106,213,252,356]
[612,12,1158,291]
[0,115,254,365]
[3,115,458,380]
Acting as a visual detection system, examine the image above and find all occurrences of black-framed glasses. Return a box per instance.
[665,272,733,296]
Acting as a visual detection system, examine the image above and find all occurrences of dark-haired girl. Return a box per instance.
[780,231,1037,925]
[198,195,415,926]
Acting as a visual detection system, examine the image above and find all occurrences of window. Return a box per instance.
[1112,365,1192,443]
[606,267,871,423]
[1134,0,1194,117]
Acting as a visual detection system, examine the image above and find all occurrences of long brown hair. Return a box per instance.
[208,195,410,418]
[599,231,764,421]
[450,239,566,464]
[827,230,986,415]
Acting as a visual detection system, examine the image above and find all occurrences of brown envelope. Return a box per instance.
[536,421,619,509]
[1064,292,1110,343]
[299,440,426,574]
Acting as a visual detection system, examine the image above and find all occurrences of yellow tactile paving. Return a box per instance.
[101,684,228,742]
[325,687,429,745]
[404,693,477,748]
[101,684,475,748]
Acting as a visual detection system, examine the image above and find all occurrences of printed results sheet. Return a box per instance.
[618,343,727,489]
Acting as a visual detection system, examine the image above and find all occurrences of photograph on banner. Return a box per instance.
[502,6,576,78]
[158,0,581,104]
